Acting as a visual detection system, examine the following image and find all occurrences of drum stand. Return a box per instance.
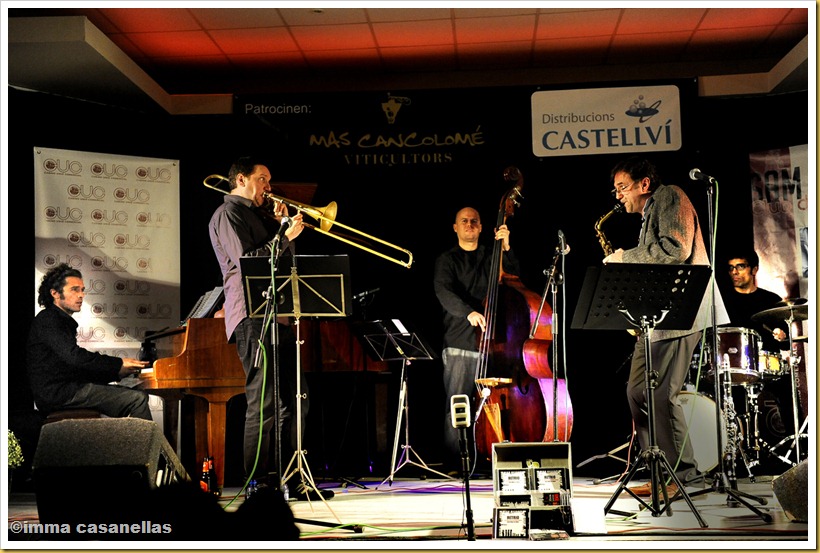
[768,351,808,466]
[751,301,809,467]
[720,377,758,482]
[773,318,807,465]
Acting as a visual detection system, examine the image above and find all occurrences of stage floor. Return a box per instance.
[7,472,810,545]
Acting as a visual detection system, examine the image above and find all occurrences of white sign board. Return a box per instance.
[531,85,682,157]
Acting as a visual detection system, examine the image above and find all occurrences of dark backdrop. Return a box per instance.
[7,83,808,485]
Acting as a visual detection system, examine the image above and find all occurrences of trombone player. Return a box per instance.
[208,156,330,501]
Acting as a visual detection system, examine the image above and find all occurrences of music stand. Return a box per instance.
[361,320,452,487]
[572,263,711,526]
[241,254,351,520]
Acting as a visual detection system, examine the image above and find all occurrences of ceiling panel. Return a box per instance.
[6,5,811,114]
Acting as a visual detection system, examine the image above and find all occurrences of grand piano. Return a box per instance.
[140,316,389,491]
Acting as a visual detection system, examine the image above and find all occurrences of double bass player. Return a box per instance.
[433,206,518,473]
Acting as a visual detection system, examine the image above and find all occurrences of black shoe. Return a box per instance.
[291,482,335,502]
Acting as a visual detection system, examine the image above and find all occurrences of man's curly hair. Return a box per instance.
[37,263,83,308]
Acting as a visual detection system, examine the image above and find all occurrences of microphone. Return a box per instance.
[272,216,291,247]
[689,168,716,185]
[557,229,570,255]
[353,287,381,300]
[450,394,471,429]
[472,387,491,424]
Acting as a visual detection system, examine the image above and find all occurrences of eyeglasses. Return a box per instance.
[611,181,636,197]
[728,263,750,272]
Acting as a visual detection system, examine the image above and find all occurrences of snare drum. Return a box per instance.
[759,350,788,379]
[706,327,762,385]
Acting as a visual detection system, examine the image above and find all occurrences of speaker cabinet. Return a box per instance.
[33,418,189,525]
[772,460,809,523]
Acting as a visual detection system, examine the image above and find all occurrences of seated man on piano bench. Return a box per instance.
[26,263,152,421]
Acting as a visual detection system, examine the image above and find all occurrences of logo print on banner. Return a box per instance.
[114,233,151,249]
[625,94,661,123]
[114,187,151,203]
[90,162,128,180]
[42,158,82,176]
[67,231,106,248]
[67,183,105,201]
[91,209,129,225]
[114,279,150,295]
[43,254,82,269]
[135,166,173,182]
[85,279,107,294]
[91,256,128,272]
[44,206,83,223]
[91,303,129,318]
[136,303,173,319]
[381,94,411,124]
[77,327,106,342]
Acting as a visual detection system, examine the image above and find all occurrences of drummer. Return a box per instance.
[721,249,788,352]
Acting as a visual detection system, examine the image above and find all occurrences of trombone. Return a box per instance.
[203,174,413,268]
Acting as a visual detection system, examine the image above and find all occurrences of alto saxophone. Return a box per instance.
[595,203,624,256]
[595,204,639,336]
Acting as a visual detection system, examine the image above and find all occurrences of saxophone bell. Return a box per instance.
[595,203,623,257]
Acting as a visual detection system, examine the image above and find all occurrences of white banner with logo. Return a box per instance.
[749,144,810,299]
[531,85,682,157]
[33,147,180,358]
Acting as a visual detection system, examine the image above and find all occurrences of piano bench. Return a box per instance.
[44,409,104,424]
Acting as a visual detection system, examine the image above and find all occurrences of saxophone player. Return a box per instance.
[602,156,729,497]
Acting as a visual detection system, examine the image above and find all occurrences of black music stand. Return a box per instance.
[241,254,356,527]
[360,320,451,487]
[572,263,711,526]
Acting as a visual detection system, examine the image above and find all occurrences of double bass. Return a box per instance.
[474,167,573,460]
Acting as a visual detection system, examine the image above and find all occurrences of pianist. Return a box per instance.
[209,156,330,501]
[27,263,152,420]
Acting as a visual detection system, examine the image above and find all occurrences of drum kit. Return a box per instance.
[683,299,810,478]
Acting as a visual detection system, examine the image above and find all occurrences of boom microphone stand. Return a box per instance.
[681,171,770,521]
[531,230,571,442]
[241,253,363,532]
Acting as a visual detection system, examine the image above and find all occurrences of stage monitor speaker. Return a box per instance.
[32,418,189,525]
[771,459,809,523]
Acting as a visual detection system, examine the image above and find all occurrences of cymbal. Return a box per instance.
[775,297,807,307]
[792,335,809,343]
[751,303,809,323]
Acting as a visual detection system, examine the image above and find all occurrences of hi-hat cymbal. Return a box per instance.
[775,297,807,307]
[751,303,809,323]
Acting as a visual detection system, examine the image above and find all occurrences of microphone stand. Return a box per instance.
[248,233,284,495]
[680,177,770,521]
[531,236,566,442]
[458,426,476,541]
